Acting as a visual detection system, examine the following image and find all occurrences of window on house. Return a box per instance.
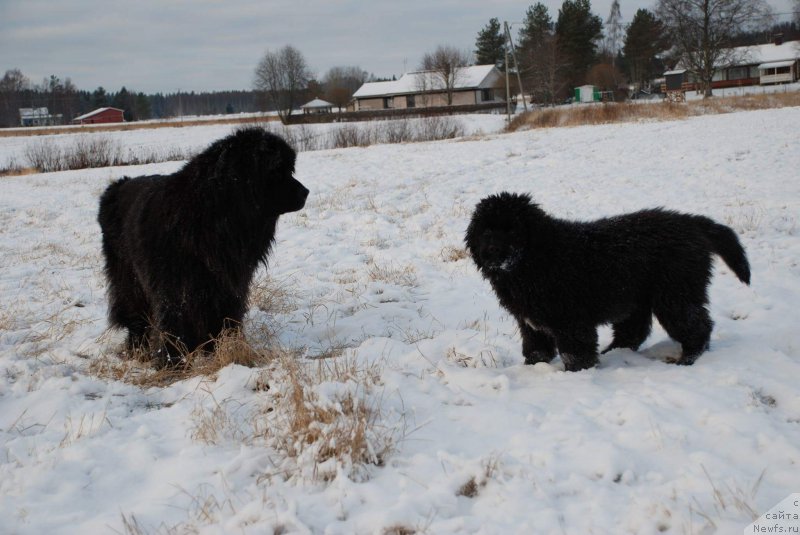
[383,97,393,109]
[406,95,416,108]
[481,89,494,101]
[728,67,748,80]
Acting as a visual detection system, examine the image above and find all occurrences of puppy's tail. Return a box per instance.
[705,220,751,285]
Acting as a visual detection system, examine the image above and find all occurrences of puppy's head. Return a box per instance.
[465,192,538,273]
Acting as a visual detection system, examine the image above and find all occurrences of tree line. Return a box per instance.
[0,70,273,128]
[475,0,799,103]
[0,64,388,128]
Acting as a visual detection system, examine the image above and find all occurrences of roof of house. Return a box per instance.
[301,98,334,109]
[19,107,50,118]
[353,65,499,99]
[739,40,800,64]
[671,40,800,71]
[758,60,796,69]
[72,107,124,121]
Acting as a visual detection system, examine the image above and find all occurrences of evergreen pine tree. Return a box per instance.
[92,87,108,109]
[475,18,506,69]
[518,2,553,52]
[555,0,603,90]
[623,9,668,91]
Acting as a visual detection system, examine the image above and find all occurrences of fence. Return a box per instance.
[285,102,507,125]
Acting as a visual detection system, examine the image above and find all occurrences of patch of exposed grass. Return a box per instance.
[507,91,800,132]
[252,352,399,482]
[89,328,280,388]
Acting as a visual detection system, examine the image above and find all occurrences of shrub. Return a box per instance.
[22,135,192,173]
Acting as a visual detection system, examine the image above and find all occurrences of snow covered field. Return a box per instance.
[1,108,799,534]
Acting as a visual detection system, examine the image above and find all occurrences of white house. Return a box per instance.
[352,65,505,111]
[19,107,62,127]
[664,38,800,91]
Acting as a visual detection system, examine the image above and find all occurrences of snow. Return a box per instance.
[1,108,800,534]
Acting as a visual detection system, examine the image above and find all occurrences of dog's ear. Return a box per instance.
[464,218,487,269]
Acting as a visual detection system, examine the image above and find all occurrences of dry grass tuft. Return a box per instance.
[367,260,418,287]
[89,328,279,388]
[445,346,498,368]
[254,352,399,482]
[688,465,765,531]
[507,91,800,132]
[440,245,468,263]
[457,477,480,498]
[456,455,501,499]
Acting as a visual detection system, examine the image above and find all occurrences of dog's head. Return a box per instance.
[195,128,309,215]
[465,192,539,274]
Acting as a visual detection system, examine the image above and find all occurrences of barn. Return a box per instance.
[71,107,125,125]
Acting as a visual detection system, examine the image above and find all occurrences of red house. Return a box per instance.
[71,107,125,125]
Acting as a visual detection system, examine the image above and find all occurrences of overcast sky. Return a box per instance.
[1,0,795,94]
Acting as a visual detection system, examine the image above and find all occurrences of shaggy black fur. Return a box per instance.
[465,192,750,371]
[98,128,308,367]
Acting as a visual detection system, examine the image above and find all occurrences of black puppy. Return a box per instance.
[98,128,308,367]
[465,192,750,371]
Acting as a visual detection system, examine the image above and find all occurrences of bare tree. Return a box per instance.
[520,33,570,105]
[795,0,800,28]
[656,0,770,98]
[419,45,471,106]
[253,45,312,123]
[323,66,367,111]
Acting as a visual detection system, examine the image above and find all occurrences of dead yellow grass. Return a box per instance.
[507,91,800,131]
[0,166,38,177]
[253,352,398,482]
[0,113,280,138]
[89,328,280,388]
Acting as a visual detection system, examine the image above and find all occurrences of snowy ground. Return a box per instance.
[1,109,799,534]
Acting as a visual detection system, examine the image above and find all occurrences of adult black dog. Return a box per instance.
[98,128,308,367]
[465,192,750,372]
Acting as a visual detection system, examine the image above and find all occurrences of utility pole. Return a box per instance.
[505,21,528,113]
[504,44,511,122]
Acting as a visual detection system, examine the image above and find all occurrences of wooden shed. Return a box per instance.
[71,107,125,125]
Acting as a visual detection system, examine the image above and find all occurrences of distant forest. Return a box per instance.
[0,71,289,127]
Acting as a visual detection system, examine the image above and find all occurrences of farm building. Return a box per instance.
[664,37,800,92]
[71,107,125,125]
[19,108,63,127]
[352,65,505,111]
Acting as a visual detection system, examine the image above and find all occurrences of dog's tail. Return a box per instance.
[704,220,751,285]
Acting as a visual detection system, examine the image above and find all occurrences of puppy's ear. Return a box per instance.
[464,222,484,269]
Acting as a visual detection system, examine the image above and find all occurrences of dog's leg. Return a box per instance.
[654,301,713,365]
[105,263,151,352]
[553,326,599,371]
[518,317,556,364]
[602,308,653,354]
[150,299,196,368]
